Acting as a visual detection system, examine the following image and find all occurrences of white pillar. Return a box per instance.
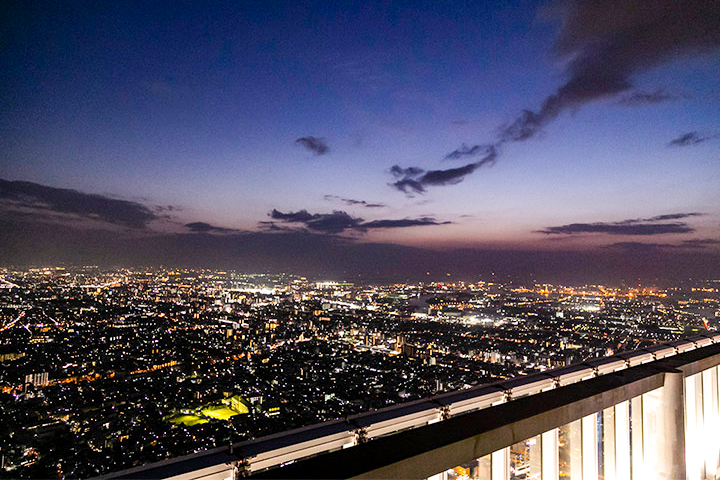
[582,413,598,480]
[476,454,492,480]
[631,396,644,478]
[529,435,542,479]
[642,387,663,478]
[686,373,704,480]
[541,428,558,480]
[702,368,718,479]
[660,372,686,480]
[713,368,720,479]
[615,401,631,480]
[568,419,583,479]
[491,447,509,480]
[604,407,616,480]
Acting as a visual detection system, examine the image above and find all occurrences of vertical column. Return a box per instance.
[582,414,598,480]
[604,407,616,480]
[568,419,583,479]
[694,372,705,480]
[491,447,509,480]
[642,387,662,478]
[685,373,704,480]
[660,371,686,480]
[615,401,631,480]
[631,396,643,478]
[477,454,492,480]
[702,368,718,479]
[529,435,542,479]
[713,368,720,480]
[541,429,558,480]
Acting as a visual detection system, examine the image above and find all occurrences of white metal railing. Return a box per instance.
[101,333,720,479]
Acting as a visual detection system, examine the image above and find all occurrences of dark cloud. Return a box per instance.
[537,214,700,236]
[420,162,483,186]
[360,218,451,229]
[608,238,720,251]
[616,89,679,106]
[644,213,704,222]
[391,147,497,194]
[324,195,386,208]
[605,242,670,252]
[500,0,720,142]
[295,136,329,155]
[390,165,425,178]
[0,178,158,228]
[540,222,693,236]
[444,144,493,160]
[257,221,297,233]
[270,209,360,234]
[269,209,315,223]
[155,205,180,212]
[405,1,720,195]
[184,222,236,233]
[268,209,449,234]
[392,178,426,195]
[679,238,720,248]
[668,131,716,147]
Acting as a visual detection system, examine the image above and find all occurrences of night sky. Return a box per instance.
[1,0,719,282]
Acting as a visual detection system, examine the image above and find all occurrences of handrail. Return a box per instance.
[100,333,720,479]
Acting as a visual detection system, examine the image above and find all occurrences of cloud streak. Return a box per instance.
[607,238,720,251]
[444,144,494,160]
[540,223,694,236]
[267,209,450,234]
[616,89,679,106]
[295,136,329,155]
[324,195,386,208]
[0,178,158,229]
[184,222,237,233]
[537,213,704,236]
[391,146,497,194]
[668,131,716,147]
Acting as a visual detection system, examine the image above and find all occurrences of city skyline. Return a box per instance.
[1,0,720,281]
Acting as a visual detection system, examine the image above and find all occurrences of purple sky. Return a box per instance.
[1,0,719,280]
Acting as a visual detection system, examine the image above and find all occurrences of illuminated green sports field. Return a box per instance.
[201,405,239,420]
[167,414,209,426]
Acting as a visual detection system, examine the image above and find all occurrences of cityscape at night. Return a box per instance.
[1,0,720,478]
[1,267,719,477]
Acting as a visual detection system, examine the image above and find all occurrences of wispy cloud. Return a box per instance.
[607,238,720,251]
[668,131,716,147]
[0,178,159,229]
[391,147,497,194]
[540,223,694,236]
[296,136,329,155]
[538,213,703,236]
[678,238,720,247]
[360,218,451,229]
[324,195,386,208]
[499,0,720,143]
[184,222,237,233]
[616,89,679,106]
[444,144,494,160]
[267,209,450,234]
[400,0,720,194]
